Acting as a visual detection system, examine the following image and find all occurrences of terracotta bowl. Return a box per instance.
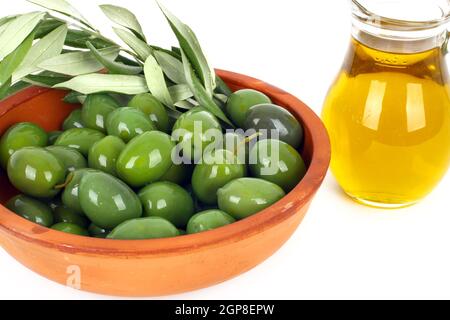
[0,70,330,297]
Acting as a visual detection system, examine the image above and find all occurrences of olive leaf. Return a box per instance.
[35,18,65,38]
[0,12,45,60]
[100,4,146,42]
[13,24,68,81]
[0,78,12,100]
[113,27,152,61]
[181,50,233,126]
[54,74,148,95]
[86,42,142,75]
[157,1,215,95]
[38,46,120,76]
[23,72,70,87]
[174,100,195,110]
[65,29,114,49]
[144,55,174,109]
[63,91,85,104]
[215,75,233,96]
[168,84,193,103]
[0,15,18,27]
[27,0,95,31]
[154,50,185,84]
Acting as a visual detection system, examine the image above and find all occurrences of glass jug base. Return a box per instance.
[346,192,419,209]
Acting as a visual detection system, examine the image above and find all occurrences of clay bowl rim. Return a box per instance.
[0,69,330,256]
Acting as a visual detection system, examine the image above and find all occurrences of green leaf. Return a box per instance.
[13,24,68,81]
[181,49,232,126]
[100,4,146,42]
[86,42,142,75]
[63,91,85,104]
[0,32,35,87]
[0,78,12,100]
[65,29,114,49]
[0,15,18,27]
[154,50,185,84]
[35,18,65,38]
[0,12,45,60]
[38,46,120,76]
[174,100,195,110]
[54,74,148,95]
[113,27,152,61]
[157,1,215,95]
[168,84,193,102]
[27,0,95,30]
[144,55,174,109]
[215,75,233,96]
[23,72,70,87]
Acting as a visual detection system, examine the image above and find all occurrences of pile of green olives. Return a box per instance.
[0,89,307,240]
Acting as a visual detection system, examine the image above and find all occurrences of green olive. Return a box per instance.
[54,128,105,156]
[6,195,54,227]
[51,222,89,236]
[61,168,96,215]
[79,171,142,229]
[106,107,156,143]
[53,205,89,228]
[138,181,195,228]
[187,210,235,234]
[48,131,63,145]
[116,131,175,187]
[192,150,247,205]
[0,122,48,169]
[249,139,307,192]
[217,178,285,220]
[128,93,170,132]
[7,147,66,198]
[172,107,222,161]
[226,89,271,127]
[46,146,87,172]
[159,163,193,185]
[244,103,304,149]
[62,109,85,130]
[107,217,180,240]
[88,136,125,176]
[81,94,120,132]
[88,223,110,238]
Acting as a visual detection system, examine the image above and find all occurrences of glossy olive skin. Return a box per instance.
[244,103,304,149]
[217,178,285,220]
[159,163,193,185]
[88,136,125,176]
[54,128,105,156]
[0,122,48,168]
[48,131,63,145]
[62,169,95,215]
[88,223,110,238]
[6,195,54,227]
[223,131,248,163]
[116,131,175,187]
[107,217,180,240]
[192,150,247,205]
[46,146,87,172]
[53,205,89,228]
[138,182,195,228]
[249,139,307,192]
[106,107,156,143]
[172,107,222,161]
[81,94,120,132]
[226,89,271,127]
[128,93,170,133]
[79,171,142,229]
[51,222,89,236]
[187,210,236,234]
[62,109,85,130]
[7,147,66,198]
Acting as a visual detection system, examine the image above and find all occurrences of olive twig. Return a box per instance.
[54,172,75,190]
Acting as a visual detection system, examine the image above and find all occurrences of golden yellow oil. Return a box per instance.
[322,38,450,208]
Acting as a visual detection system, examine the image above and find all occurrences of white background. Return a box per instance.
[1,0,449,300]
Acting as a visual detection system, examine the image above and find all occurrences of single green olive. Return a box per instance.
[88,136,125,176]
[62,109,85,130]
[51,222,89,236]
[217,178,285,220]
[159,163,193,185]
[88,223,110,238]
[6,195,54,227]
[107,217,180,240]
[0,122,48,169]
[128,93,170,133]
[226,89,271,127]
[79,171,142,229]
[187,210,236,234]
[116,131,175,187]
[46,146,87,172]
[54,128,105,156]
[192,150,247,205]
[53,205,89,228]
[244,103,304,149]
[249,139,307,192]
[81,94,120,132]
[172,107,222,161]
[106,107,156,143]
[48,131,63,145]
[138,181,195,228]
[7,147,66,198]
[61,168,96,215]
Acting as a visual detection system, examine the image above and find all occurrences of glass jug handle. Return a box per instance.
[444,31,450,54]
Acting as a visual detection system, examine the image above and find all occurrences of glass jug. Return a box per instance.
[322,0,450,208]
